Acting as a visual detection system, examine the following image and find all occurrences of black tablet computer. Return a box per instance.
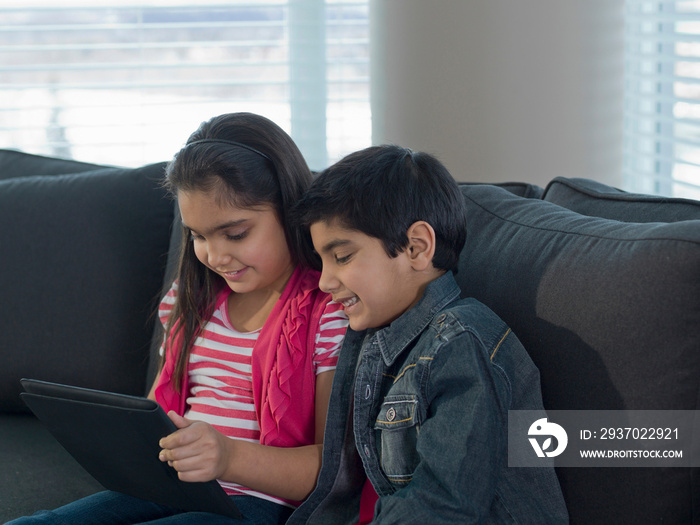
[20,378,242,519]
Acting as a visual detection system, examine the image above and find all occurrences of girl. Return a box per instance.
[10,113,347,525]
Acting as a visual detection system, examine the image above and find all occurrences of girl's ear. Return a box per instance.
[406,221,436,272]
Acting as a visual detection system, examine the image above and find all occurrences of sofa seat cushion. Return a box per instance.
[457,184,700,524]
[542,176,700,222]
[0,414,103,522]
[0,160,174,413]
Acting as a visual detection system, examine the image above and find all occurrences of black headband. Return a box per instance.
[185,138,271,161]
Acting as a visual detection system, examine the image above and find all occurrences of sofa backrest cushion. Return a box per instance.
[0,149,110,181]
[457,184,700,524]
[542,176,700,222]
[460,181,544,199]
[0,161,174,413]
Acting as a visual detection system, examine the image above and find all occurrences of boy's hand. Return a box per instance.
[158,411,232,483]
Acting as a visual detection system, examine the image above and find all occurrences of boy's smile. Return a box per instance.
[310,220,423,331]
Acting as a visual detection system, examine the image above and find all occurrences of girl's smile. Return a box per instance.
[220,267,249,281]
[178,189,294,300]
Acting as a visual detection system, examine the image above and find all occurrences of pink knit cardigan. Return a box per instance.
[154,266,331,448]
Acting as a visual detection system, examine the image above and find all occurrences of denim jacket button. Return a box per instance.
[364,384,371,399]
[386,407,396,421]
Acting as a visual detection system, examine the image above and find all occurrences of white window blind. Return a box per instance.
[624,0,700,199]
[0,0,370,171]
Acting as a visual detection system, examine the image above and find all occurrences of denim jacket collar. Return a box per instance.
[374,271,461,367]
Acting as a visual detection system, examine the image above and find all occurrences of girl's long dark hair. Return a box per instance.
[161,112,314,391]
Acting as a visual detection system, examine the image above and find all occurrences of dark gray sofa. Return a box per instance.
[1,149,699,524]
[0,150,176,522]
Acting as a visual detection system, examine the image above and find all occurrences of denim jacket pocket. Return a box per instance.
[374,395,420,486]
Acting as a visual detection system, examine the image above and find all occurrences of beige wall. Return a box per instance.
[370,0,625,188]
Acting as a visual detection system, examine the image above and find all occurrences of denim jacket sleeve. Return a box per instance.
[372,321,513,524]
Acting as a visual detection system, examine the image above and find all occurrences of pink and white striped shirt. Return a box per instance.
[158,282,347,507]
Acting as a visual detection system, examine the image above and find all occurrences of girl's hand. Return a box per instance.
[158,411,233,483]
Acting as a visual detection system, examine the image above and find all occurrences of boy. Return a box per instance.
[288,145,568,524]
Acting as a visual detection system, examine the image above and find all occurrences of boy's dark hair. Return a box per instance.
[295,144,467,272]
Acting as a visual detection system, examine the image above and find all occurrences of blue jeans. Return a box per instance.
[7,491,293,525]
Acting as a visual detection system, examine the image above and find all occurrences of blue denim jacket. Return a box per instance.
[288,272,569,524]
